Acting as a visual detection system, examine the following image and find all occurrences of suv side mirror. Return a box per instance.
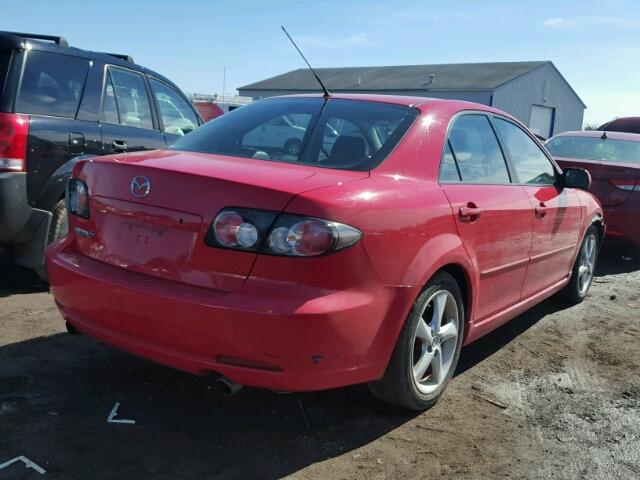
[562,167,591,190]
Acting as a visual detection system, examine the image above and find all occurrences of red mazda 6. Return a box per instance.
[47,95,603,410]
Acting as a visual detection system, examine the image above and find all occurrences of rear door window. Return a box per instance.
[447,114,511,184]
[108,67,153,130]
[493,118,556,184]
[16,51,89,118]
[149,77,199,135]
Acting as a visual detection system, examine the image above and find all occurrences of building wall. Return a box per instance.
[238,89,493,105]
[493,63,585,135]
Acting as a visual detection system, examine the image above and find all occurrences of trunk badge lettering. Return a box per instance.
[130,176,151,198]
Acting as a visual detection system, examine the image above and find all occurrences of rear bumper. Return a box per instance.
[0,172,32,243]
[46,239,418,392]
[605,194,640,247]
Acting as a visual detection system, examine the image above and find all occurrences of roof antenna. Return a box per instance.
[281,26,330,98]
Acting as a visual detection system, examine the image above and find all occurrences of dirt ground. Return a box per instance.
[0,247,638,480]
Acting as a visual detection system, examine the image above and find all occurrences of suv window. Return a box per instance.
[0,49,10,96]
[494,118,556,184]
[16,51,89,118]
[108,67,153,130]
[149,78,199,135]
[447,115,511,184]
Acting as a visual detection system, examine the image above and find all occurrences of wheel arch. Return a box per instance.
[35,154,98,212]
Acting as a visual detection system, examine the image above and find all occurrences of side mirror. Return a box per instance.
[562,167,591,190]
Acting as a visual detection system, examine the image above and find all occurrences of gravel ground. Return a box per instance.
[0,247,638,479]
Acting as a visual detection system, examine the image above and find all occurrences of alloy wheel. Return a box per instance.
[578,233,597,295]
[411,290,460,395]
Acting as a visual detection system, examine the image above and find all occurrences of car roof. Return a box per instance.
[273,92,508,112]
[551,130,640,142]
[0,31,176,86]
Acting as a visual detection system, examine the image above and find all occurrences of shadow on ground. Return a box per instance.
[0,258,47,298]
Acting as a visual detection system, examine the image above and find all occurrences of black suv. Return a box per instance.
[0,32,202,274]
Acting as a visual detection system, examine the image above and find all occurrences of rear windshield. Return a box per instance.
[15,51,90,118]
[0,49,10,96]
[170,97,419,171]
[545,136,640,164]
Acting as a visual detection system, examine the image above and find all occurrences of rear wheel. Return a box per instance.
[36,200,68,281]
[368,272,465,410]
[558,225,598,304]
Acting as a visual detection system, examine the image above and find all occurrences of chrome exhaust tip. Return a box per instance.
[216,376,242,397]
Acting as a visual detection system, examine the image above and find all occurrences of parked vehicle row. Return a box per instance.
[47,94,603,410]
[0,31,202,275]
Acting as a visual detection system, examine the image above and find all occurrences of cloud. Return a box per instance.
[297,33,377,49]
[542,17,568,28]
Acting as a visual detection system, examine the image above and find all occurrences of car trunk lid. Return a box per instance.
[75,150,367,291]
[555,156,640,206]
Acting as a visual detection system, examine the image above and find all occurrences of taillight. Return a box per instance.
[610,179,640,192]
[205,208,362,257]
[0,113,29,172]
[66,178,90,219]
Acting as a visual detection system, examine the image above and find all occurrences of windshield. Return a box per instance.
[0,49,10,96]
[170,97,419,171]
[545,135,640,164]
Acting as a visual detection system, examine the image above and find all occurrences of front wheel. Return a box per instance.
[558,225,599,304]
[368,272,465,410]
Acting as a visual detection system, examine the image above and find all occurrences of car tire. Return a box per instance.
[284,139,301,156]
[557,224,599,304]
[368,271,465,410]
[35,200,68,281]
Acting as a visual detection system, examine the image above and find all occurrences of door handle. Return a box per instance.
[69,132,85,154]
[459,204,482,221]
[112,140,128,152]
[535,202,547,218]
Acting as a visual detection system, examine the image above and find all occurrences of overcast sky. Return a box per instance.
[3,0,639,127]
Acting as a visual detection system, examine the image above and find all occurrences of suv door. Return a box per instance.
[15,50,101,206]
[147,77,200,145]
[100,66,164,154]
[492,117,582,297]
[439,113,533,322]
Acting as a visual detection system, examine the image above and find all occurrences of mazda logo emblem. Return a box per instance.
[130,176,151,198]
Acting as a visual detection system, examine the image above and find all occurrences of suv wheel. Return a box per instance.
[368,272,465,410]
[36,200,68,281]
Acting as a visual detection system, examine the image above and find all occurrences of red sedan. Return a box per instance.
[546,130,640,248]
[47,95,602,410]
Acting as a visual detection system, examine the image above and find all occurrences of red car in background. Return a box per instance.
[47,95,602,410]
[546,130,640,248]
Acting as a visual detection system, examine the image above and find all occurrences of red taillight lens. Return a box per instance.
[213,211,259,248]
[0,113,29,172]
[610,179,640,192]
[264,214,362,257]
[67,178,90,219]
[268,220,334,256]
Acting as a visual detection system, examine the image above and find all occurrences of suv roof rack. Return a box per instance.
[0,31,69,47]
[102,52,135,64]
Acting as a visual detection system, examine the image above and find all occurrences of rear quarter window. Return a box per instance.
[0,49,11,97]
[16,51,89,118]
